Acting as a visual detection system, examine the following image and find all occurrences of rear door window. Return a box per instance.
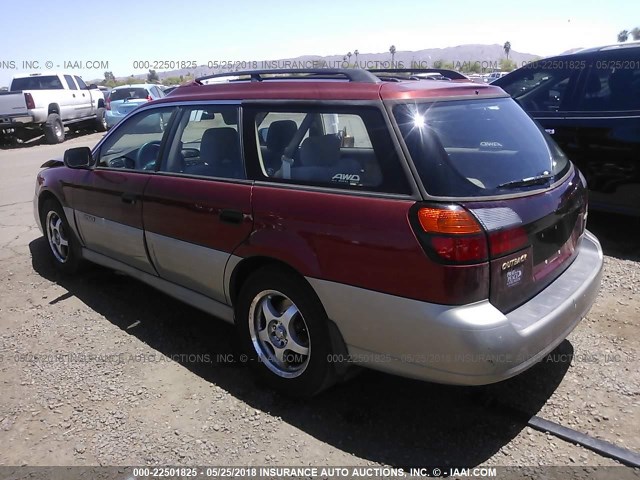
[110,88,150,101]
[64,75,78,90]
[245,106,411,194]
[10,75,64,90]
[393,97,570,197]
[577,61,640,111]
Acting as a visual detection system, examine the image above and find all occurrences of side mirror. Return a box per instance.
[63,147,93,169]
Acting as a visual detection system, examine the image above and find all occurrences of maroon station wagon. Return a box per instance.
[34,69,603,396]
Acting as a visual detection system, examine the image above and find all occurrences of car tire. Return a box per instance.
[236,266,336,397]
[95,108,108,132]
[40,198,82,274]
[43,113,65,144]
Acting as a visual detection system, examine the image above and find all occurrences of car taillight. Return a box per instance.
[24,92,35,110]
[414,205,488,264]
[488,226,528,257]
[105,97,111,110]
[147,95,152,101]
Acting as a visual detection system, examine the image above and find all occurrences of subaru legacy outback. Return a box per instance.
[34,68,603,396]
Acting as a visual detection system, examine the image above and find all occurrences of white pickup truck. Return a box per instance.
[0,73,106,144]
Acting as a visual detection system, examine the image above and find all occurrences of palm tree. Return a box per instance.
[631,27,640,40]
[389,45,396,67]
[354,49,359,66]
[347,51,352,66]
[503,41,511,60]
[618,30,629,42]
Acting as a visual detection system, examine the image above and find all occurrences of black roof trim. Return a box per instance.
[195,69,381,84]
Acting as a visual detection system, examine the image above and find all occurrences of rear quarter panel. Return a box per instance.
[235,185,488,304]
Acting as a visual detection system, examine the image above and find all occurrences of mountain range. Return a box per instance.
[101,43,549,83]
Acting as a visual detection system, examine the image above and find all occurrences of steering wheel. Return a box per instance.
[136,141,162,170]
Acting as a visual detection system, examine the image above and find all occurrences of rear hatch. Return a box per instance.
[394,96,587,313]
[109,87,149,115]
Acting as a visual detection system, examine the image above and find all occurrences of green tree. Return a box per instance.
[354,49,359,66]
[147,69,159,82]
[503,41,512,60]
[618,30,629,42]
[432,59,444,69]
[500,58,517,71]
[631,27,640,40]
[389,45,396,67]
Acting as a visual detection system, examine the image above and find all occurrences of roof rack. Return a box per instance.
[195,69,381,84]
[368,68,468,81]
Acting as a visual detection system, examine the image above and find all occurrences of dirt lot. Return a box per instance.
[0,133,638,470]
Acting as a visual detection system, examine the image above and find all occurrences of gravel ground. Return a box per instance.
[0,135,638,472]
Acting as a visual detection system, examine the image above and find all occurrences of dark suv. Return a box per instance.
[34,68,603,396]
[494,43,640,216]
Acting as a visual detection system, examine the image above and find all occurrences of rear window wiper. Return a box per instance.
[498,174,552,189]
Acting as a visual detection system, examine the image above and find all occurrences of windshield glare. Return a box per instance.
[393,97,570,197]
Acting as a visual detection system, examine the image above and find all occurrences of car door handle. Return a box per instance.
[121,193,137,205]
[72,94,76,98]
[219,209,244,224]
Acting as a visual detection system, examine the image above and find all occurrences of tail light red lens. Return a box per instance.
[431,235,488,263]
[488,226,528,257]
[414,205,488,264]
[24,92,35,110]
[147,95,152,101]
[105,97,111,110]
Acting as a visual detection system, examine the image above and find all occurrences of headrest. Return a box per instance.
[298,134,341,167]
[201,127,240,162]
[267,120,297,153]
[608,69,634,94]
[585,72,601,95]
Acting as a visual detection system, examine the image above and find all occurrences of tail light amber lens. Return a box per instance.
[415,205,488,263]
[418,206,483,234]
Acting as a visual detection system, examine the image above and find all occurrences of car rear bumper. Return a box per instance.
[309,230,603,385]
[0,114,33,129]
[104,111,125,127]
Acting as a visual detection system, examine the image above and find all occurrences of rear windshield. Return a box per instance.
[10,76,64,91]
[393,97,570,197]
[110,88,149,101]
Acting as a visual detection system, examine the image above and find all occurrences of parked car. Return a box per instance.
[34,68,603,397]
[494,42,640,216]
[105,84,164,128]
[485,71,509,83]
[163,86,180,95]
[0,73,106,144]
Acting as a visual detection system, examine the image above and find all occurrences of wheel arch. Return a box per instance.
[228,256,306,308]
[47,103,60,116]
[37,189,63,221]
[228,254,351,376]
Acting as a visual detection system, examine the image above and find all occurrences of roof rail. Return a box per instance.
[195,69,381,84]
[368,68,468,80]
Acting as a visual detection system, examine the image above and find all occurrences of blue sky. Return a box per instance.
[1,0,637,86]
